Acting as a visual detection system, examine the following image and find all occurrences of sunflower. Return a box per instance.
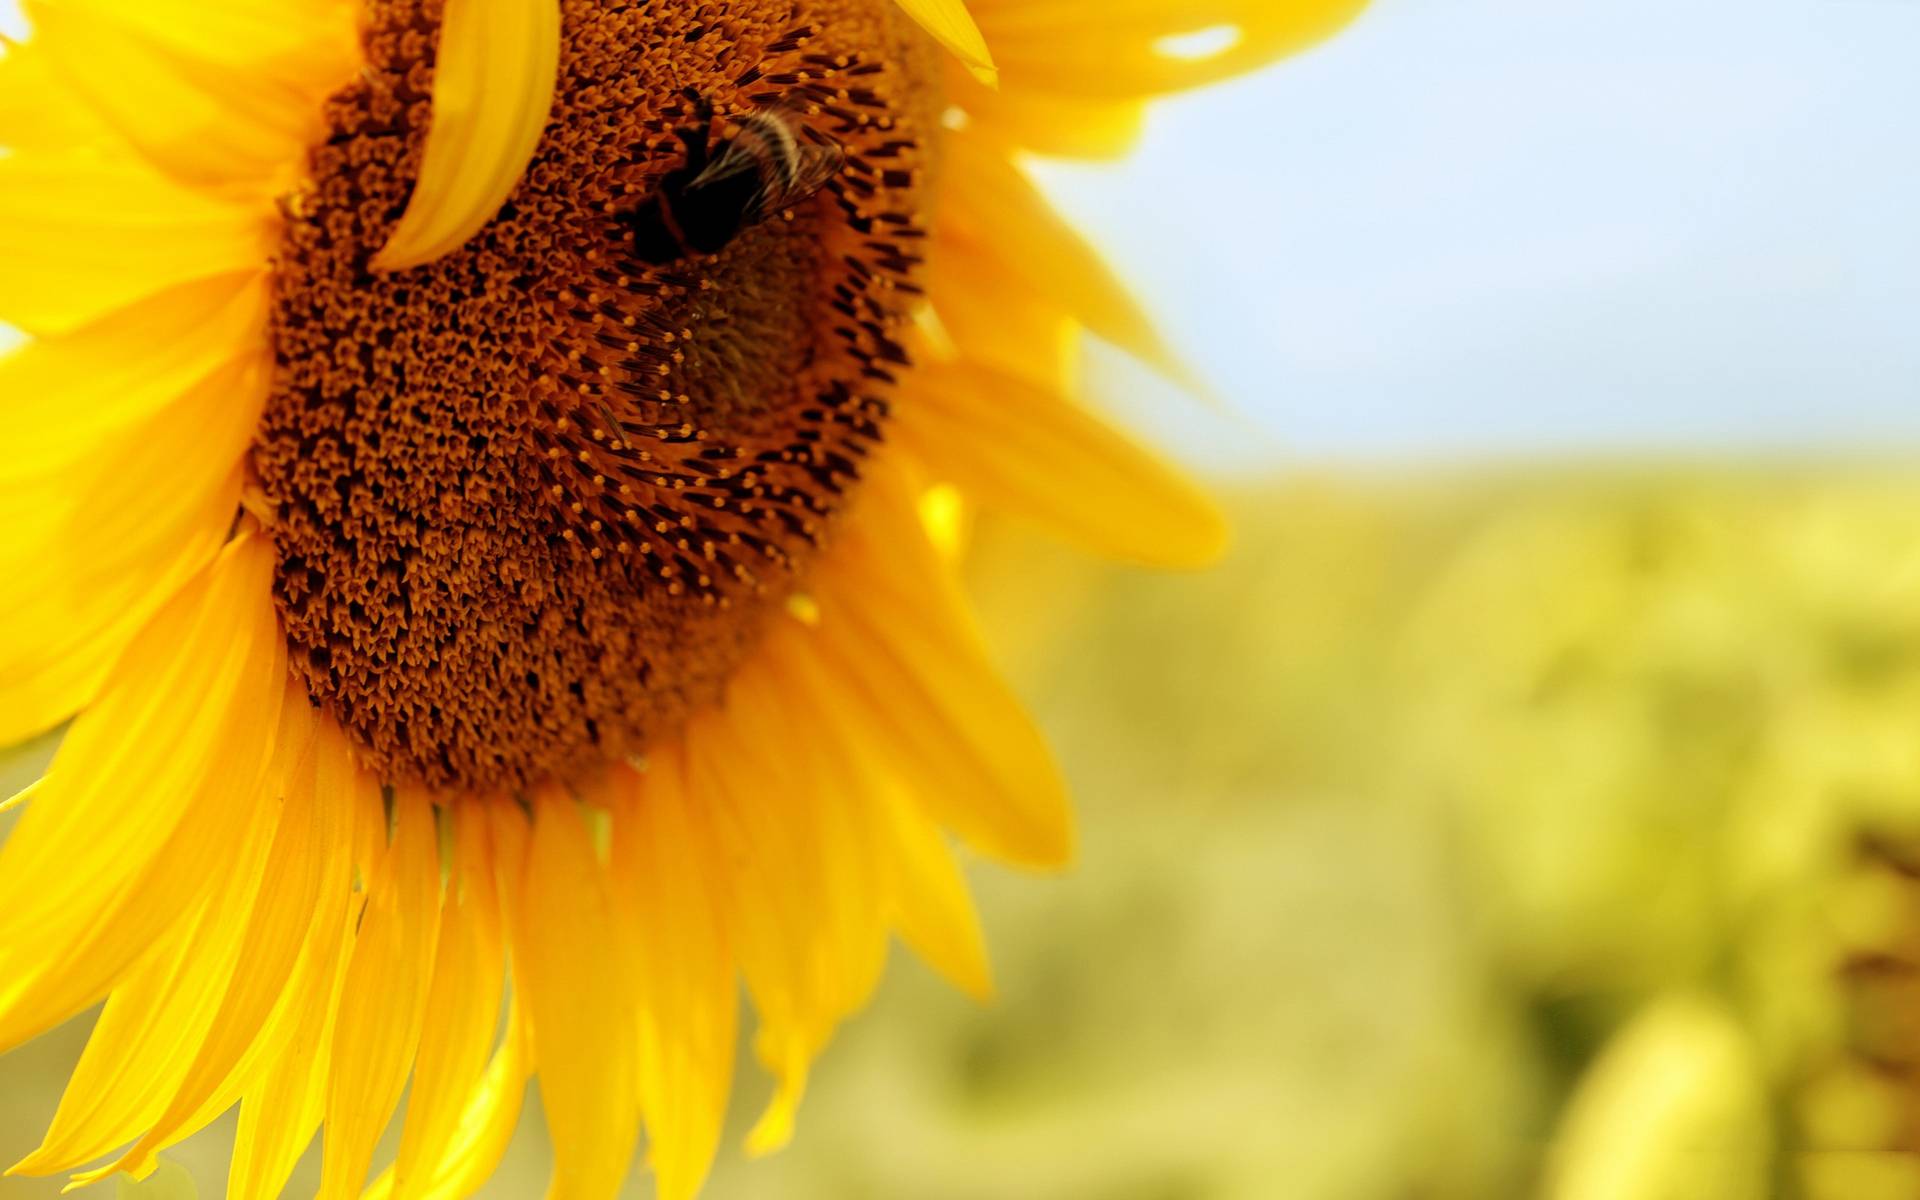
[0,1,1365,1197]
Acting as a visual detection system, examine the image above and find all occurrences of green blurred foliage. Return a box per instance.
[113,1162,198,1200]
[701,469,1920,1200]
[12,470,1920,1198]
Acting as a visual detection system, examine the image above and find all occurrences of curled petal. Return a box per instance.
[371,0,561,271]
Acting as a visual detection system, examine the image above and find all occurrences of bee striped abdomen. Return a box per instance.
[623,107,845,265]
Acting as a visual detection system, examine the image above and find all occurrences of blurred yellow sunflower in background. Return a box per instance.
[0,0,1367,1198]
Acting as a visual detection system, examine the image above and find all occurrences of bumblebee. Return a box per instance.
[622,107,846,265]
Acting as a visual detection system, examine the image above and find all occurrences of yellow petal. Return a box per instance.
[25,1,330,189]
[15,914,224,1179]
[0,531,286,1053]
[892,0,997,86]
[895,361,1229,567]
[371,0,560,271]
[938,131,1194,388]
[673,601,999,1158]
[228,881,361,1200]
[806,460,1074,869]
[946,64,1145,159]
[318,790,444,1200]
[361,1007,532,1200]
[609,761,738,1200]
[506,794,640,1200]
[388,809,506,1200]
[876,780,994,1001]
[723,654,891,1018]
[12,700,305,1180]
[925,251,1077,388]
[0,349,268,747]
[97,711,354,1182]
[672,721,836,1158]
[0,152,273,336]
[226,730,373,1200]
[57,0,360,96]
[971,0,1371,98]
[758,628,993,1001]
[0,271,268,481]
[0,38,114,152]
[0,277,270,737]
[742,1036,812,1159]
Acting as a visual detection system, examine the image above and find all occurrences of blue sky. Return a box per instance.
[1035,0,1920,466]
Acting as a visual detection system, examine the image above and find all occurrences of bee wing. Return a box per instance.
[687,138,765,191]
[781,140,846,205]
[687,117,843,211]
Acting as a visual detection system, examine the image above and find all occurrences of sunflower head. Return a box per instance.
[261,0,939,790]
[0,1,1371,1198]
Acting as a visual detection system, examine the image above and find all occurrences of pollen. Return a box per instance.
[253,0,938,789]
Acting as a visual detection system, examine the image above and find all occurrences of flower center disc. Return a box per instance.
[255,0,936,789]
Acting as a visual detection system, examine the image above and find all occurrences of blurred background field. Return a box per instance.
[18,470,1920,1197]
